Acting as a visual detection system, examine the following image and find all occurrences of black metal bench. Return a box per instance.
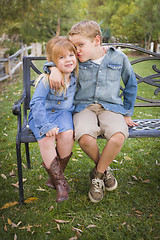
[12,43,160,203]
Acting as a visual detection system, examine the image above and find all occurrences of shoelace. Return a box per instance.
[105,168,112,181]
[92,178,105,193]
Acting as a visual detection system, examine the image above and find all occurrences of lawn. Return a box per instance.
[0,58,160,240]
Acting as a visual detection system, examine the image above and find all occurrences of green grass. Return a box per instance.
[0,60,160,240]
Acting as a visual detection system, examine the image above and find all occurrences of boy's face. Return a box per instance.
[69,34,98,62]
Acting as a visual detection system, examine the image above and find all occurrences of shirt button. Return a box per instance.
[52,109,55,112]
[58,102,61,105]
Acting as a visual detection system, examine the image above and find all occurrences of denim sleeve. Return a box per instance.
[121,55,137,116]
[29,78,57,136]
[43,61,56,74]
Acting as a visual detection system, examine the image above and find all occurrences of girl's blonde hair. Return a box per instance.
[35,36,78,93]
[68,20,102,45]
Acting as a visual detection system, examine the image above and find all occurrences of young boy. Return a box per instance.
[44,21,138,203]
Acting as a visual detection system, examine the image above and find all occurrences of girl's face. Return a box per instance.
[56,50,77,74]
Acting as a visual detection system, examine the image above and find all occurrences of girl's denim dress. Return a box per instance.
[28,73,77,141]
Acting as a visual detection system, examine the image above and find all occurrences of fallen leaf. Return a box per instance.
[142,179,150,183]
[72,226,83,233]
[11,183,19,188]
[57,224,60,231]
[72,158,78,162]
[7,218,12,225]
[10,170,16,177]
[49,206,54,211]
[86,225,96,228]
[69,237,77,240]
[139,149,144,152]
[46,231,51,234]
[12,221,22,228]
[14,234,17,240]
[19,224,41,230]
[36,186,46,191]
[113,159,118,163]
[1,174,7,180]
[22,163,27,168]
[135,210,143,215]
[11,179,27,188]
[124,156,132,160]
[4,224,7,231]
[24,197,38,203]
[132,175,138,181]
[0,201,18,209]
[53,219,70,223]
[27,226,31,232]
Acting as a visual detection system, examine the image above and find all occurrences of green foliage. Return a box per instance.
[87,0,160,44]
[0,0,159,44]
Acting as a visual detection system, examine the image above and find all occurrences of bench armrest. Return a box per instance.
[12,90,26,115]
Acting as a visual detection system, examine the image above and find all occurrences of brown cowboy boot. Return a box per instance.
[46,156,69,202]
[58,152,73,172]
[42,152,73,189]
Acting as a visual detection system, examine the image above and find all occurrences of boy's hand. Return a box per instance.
[124,116,138,127]
[46,127,59,137]
[49,67,64,90]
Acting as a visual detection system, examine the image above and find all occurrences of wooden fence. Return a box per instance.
[0,43,43,82]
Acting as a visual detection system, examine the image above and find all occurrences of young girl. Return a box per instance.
[28,36,78,202]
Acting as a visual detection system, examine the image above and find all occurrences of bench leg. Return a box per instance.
[16,142,24,204]
[25,143,31,169]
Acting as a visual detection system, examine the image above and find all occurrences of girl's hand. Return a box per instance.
[124,116,138,127]
[46,127,59,137]
[49,67,64,90]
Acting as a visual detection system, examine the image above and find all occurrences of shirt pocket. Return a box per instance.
[79,64,94,82]
[106,64,122,81]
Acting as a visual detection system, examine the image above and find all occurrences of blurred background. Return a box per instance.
[0,0,160,54]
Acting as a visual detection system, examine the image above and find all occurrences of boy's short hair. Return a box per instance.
[68,21,102,45]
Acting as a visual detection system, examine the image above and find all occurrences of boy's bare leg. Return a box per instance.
[97,132,125,173]
[78,132,125,172]
[78,134,100,165]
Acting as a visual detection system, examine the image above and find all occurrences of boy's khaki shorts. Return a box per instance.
[73,104,129,141]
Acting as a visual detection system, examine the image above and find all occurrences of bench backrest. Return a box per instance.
[22,44,160,121]
[105,43,160,108]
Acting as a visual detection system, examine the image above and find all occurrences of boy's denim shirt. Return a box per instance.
[44,47,137,117]
[28,73,77,136]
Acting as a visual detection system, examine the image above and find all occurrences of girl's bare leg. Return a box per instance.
[38,136,56,169]
[56,130,74,158]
